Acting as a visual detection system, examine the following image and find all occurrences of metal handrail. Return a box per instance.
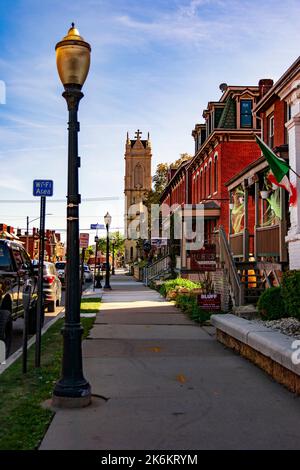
[143,254,171,286]
[218,226,243,306]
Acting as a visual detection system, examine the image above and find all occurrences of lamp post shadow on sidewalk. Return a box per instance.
[52,24,92,408]
[104,212,112,290]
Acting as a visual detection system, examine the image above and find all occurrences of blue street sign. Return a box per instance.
[90,224,105,230]
[33,180,54,197]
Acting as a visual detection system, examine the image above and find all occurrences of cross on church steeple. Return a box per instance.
[135,129,142,140]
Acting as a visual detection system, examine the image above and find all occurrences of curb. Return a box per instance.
[0,289,102,376]
[0,308,65,376]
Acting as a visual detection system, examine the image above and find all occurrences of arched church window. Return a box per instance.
[134,163,144,188]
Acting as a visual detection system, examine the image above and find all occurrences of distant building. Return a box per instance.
[124,130,152,263]
[0,224,20,241]
[18,228,65,261]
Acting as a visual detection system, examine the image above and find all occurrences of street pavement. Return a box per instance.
[41,271,300,450]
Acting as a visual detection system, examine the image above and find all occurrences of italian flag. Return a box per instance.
[255,135,297,206]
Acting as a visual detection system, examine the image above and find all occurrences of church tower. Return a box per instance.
[124,130,152,263]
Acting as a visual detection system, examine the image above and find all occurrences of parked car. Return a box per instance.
[55,261,66,288]
[0,239,39,356]
[43,262,62,313]
[83,265,93,283]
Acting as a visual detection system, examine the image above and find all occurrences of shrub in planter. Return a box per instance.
[189,305,211,324]
[257,287,285,320]
[175,293,196,311]
[281,270,300,319]
[175,293,211,324]
[160,278,201,298]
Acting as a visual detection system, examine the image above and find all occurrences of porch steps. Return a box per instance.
[235,262,265,305]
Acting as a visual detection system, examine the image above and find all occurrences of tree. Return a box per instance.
[152,163,169,194]
[84,247,94,263]
[171,153,192,170]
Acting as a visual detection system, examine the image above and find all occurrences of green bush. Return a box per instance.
[257,287,285,320]
[175,293,196,311]
[159,278,201,297]
[175,293,211,325]
[282,270,300,319]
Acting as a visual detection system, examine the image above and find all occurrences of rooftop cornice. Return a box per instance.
[254,56,300,114]
[187,128,261,172]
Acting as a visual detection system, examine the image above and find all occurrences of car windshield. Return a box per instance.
[55,263,66,270]
[0,243,12,272]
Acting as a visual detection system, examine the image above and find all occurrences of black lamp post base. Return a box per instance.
[104,286,112,290]
[52,392,91,408]
[52,381,91,408]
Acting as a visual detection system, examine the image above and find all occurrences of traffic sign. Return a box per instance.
[90,224,105,230]
[33,180,54,197]
[80,233,89,249]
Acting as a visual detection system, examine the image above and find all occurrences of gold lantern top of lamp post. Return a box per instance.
[55,23,91,88]
[104,212,112,228]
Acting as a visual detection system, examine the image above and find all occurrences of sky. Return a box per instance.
[0,0,300,242]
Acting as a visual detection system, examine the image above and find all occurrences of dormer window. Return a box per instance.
[240,100,252,127]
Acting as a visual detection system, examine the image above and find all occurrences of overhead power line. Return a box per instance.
[0,196,122,204]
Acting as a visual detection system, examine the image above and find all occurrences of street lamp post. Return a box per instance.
[112,238,116,275]
[94,235,102,289]
[104,212,112,290]
[53,24,91,408]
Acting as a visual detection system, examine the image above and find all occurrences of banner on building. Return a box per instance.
[190,244,216,271]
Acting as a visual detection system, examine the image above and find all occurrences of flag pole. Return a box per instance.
[287,165,300,180]
[254,133,300,180]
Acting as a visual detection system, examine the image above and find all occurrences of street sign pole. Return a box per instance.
[22,282,32,374]
[80,247,86,298]
[32,180,53,369]
[35,196,46,368]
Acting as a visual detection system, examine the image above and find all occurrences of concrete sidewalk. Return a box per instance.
[41,272,300,450]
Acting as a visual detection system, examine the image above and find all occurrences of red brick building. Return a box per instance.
[18,228,65,261]
[160,82,263,278]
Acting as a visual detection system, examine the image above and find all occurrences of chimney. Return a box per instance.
[259,79,274,98]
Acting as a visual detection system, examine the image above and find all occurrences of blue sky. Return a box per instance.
[0,0,300,241]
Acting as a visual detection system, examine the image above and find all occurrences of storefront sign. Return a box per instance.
[198,294,221,311]
[80,233,89,249]
[151,238,168,247]
[190,244,216,271]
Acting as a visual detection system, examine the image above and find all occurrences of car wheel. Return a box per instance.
[28,301,45,335]
[0,310,13,358]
